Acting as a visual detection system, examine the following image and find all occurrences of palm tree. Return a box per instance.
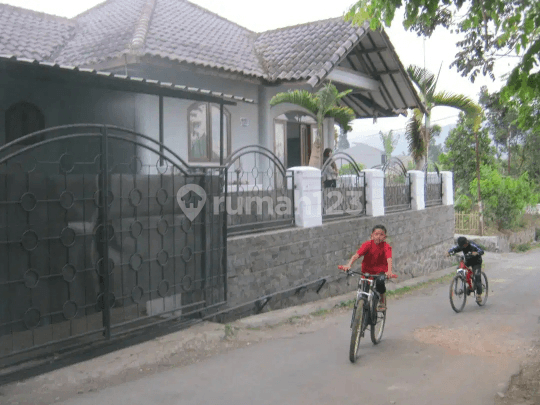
[405,65,480,169]
[269,82,355,168]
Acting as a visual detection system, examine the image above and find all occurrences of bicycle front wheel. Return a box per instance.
[370,306,386,344]
[476,272,489,306]
[349,299,365,363]
[449,275,467,313]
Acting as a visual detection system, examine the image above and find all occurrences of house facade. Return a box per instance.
[0,0,425,170]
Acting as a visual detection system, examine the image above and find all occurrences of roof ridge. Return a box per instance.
[72,0,109,19]
[258,16,344,35]
[183,0,255,34]
[0,3,75,24]
[130,0,157,52]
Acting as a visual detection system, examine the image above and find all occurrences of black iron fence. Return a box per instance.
[381,158,411,213]
[225,145,295,235]
[321,152,366,220]
[0,124,227,364]
[425,172,443,207]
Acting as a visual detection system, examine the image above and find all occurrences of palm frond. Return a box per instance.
[269,90,318,114]
[407,65,436,102]
[405,108,425,163]
[432,91,480,116]
[326,106,356,132]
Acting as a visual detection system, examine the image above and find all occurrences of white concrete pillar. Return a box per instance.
[408,170,425,210]
[363,169,384,217]
[441,171,454,206]
[287,167,322,228]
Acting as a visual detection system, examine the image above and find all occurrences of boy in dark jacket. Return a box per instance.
[446,236,485,302]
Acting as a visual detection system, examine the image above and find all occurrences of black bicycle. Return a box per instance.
[339,266,397,363]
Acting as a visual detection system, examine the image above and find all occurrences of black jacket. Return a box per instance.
[448,241,484,266]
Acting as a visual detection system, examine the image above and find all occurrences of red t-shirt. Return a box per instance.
[356,240,392,274]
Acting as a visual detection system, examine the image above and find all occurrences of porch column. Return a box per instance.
[408,170,425,211]
[441,171,454,206]
[287,166,322,228]
[363,169,384,217]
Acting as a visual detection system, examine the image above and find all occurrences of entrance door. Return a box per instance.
[300,124,310,166]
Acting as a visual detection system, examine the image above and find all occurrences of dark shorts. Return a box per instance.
[375,276,386,295]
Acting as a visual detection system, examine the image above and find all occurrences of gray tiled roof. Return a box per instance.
[0,4,75,60]
[254,18,365,82]
[0,0,367,83]
[55,0,148,66]
[144,0,265,77]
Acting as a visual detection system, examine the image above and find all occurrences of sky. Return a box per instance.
[3,0,519,154]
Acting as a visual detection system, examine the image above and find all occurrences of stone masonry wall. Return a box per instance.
[223,205,454,319]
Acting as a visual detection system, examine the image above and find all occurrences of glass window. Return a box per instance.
[5,102,45,145]
[188,103,231,163]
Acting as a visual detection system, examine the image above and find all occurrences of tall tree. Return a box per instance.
[479,86,526,176]
[269,83,355,168]
[438,113,496,192]
[379,129,399,162]
[404,65,478,168]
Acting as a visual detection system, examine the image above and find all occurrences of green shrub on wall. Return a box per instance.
[339,162,365,175]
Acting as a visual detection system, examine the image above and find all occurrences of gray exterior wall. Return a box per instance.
[224,205,455,319]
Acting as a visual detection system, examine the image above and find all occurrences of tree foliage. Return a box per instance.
[379,129,399,161]
[345,0,540,134]
[438,112,495,192]
[404,65,481,167]
[470,165,538,230]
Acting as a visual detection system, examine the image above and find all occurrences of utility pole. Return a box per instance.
[474,130,484,236]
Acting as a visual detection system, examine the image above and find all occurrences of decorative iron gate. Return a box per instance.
[0,124,227,362]
[380,158,411,213]
[321,152,366,220]
[424,163,443,207]
[225,145,294,235]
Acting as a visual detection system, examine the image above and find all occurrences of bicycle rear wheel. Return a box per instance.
[476,272,489,306]
[449,275,467,313]
[349,299,365,363]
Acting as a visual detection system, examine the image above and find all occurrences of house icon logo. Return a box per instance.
[176,184,207,221]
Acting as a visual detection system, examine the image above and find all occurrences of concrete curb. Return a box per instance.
[233,266,457,329]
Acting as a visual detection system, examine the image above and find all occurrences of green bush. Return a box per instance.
[511,243,532,252]
[339,162,365,175]
[470,166,539,230]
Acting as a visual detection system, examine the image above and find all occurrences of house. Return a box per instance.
[342,142,385,168]
[0,0,426,170]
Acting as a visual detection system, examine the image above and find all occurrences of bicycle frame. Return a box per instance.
[456,255,475,291]
[351,274,380,328]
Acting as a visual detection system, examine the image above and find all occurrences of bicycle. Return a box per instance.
[338,265,397,363]
[448,252,489,313]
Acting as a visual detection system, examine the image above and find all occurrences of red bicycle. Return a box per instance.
[339,265,397,363]
[449,252,488,313]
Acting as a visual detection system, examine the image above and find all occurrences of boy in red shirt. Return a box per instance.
[341,225,394,310]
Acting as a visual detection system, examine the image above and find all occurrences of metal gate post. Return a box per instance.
[100,125,112,339]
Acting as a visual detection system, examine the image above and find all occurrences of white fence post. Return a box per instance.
[441,171,454,206]
[287,167,322,228]
[363,169,385,217]
[407,170,425,210]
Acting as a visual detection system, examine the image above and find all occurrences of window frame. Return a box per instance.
[187,102,231,163]
[5,101,45,145]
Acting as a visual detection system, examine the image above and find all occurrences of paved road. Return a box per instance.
[61,251,540,405]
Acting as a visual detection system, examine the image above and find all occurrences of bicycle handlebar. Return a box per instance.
[338,265,397,279]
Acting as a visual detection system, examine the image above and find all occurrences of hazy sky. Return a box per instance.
[3,0,519,153]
